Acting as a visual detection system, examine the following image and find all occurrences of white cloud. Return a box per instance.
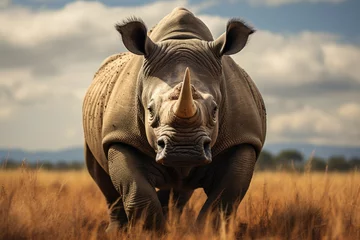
[269,105,360,146]
[237,0,346,7]
[0,0,358,150]
[65,128,78,139]
[0,0,190,47]
[338,103,360,120]
[323,44,360,82]
[195,15,360,88]
[0,107,12,119]
[234,31,360,86]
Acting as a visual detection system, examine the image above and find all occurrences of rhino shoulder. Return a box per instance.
[101,54,155,159]
[237,62,267,145]
[83,52,134,172]
[213,56,266,157]
[235,60,266,121]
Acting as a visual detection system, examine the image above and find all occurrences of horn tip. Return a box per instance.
[184,67,191,85]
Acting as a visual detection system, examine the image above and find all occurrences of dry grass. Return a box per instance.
[0,166,359,239]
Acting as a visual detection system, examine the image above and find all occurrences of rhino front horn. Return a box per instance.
[174,67,197,118]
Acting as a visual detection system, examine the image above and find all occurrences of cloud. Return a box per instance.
[232,0,346,7]
[0,0,197,150]
[270,107,343,137]
[199,15,360,107]
[323,44,360,82]
[0,0,10,8]
[233,31,360,86]
[0,107,12,119]
[0,92,83,150]
[0,0,358,150]
[0,1,192,47]
[338,103,360,120]
[269,105,360,146]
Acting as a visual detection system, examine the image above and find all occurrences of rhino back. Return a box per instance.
[83,53,152,172]
[213,56,266,158]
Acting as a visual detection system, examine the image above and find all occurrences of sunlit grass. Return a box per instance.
[1,166,359,239]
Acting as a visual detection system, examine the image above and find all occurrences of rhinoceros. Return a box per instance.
[82,7,266,231]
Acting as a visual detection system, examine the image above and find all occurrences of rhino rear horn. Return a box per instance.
[174,68,197,118]
[115,18,156,56]
[212,19,254,56]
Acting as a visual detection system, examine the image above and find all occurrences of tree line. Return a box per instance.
[256,149,360,172]
[1,149,360,172]
[1,159,84,171]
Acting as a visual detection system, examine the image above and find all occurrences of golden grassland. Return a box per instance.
[0,167,359,240]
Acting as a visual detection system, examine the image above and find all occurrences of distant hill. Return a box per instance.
[0,147,84,163]
[263,142,360,160]
[0,142,359,163]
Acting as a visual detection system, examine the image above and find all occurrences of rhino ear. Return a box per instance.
[212,19,254,56]
[115,18,155,56]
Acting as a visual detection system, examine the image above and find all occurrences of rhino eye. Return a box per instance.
[147,103,155,119]
[212,105,218,119]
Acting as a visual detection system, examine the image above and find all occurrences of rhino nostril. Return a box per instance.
[157,139,166,149]
[203,139,211,153]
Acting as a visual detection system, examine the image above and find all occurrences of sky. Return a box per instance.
[0,0,359,151]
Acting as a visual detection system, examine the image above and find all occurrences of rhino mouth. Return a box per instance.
[155,136,212,167]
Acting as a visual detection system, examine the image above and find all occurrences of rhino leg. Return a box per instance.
[157,189,194,217]
[197,144,256,228]
[107,144,165,231]
[84,143,128,231]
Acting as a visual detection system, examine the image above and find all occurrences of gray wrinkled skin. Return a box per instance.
[82,7,266,232]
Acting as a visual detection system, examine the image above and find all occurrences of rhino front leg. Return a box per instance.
[84,143,127,232]
[108,144,165,231]
[197,144,256,228]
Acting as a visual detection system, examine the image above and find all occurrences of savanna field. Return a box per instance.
[1,166,359,240]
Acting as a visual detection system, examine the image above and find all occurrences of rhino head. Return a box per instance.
[115,9,254,167]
